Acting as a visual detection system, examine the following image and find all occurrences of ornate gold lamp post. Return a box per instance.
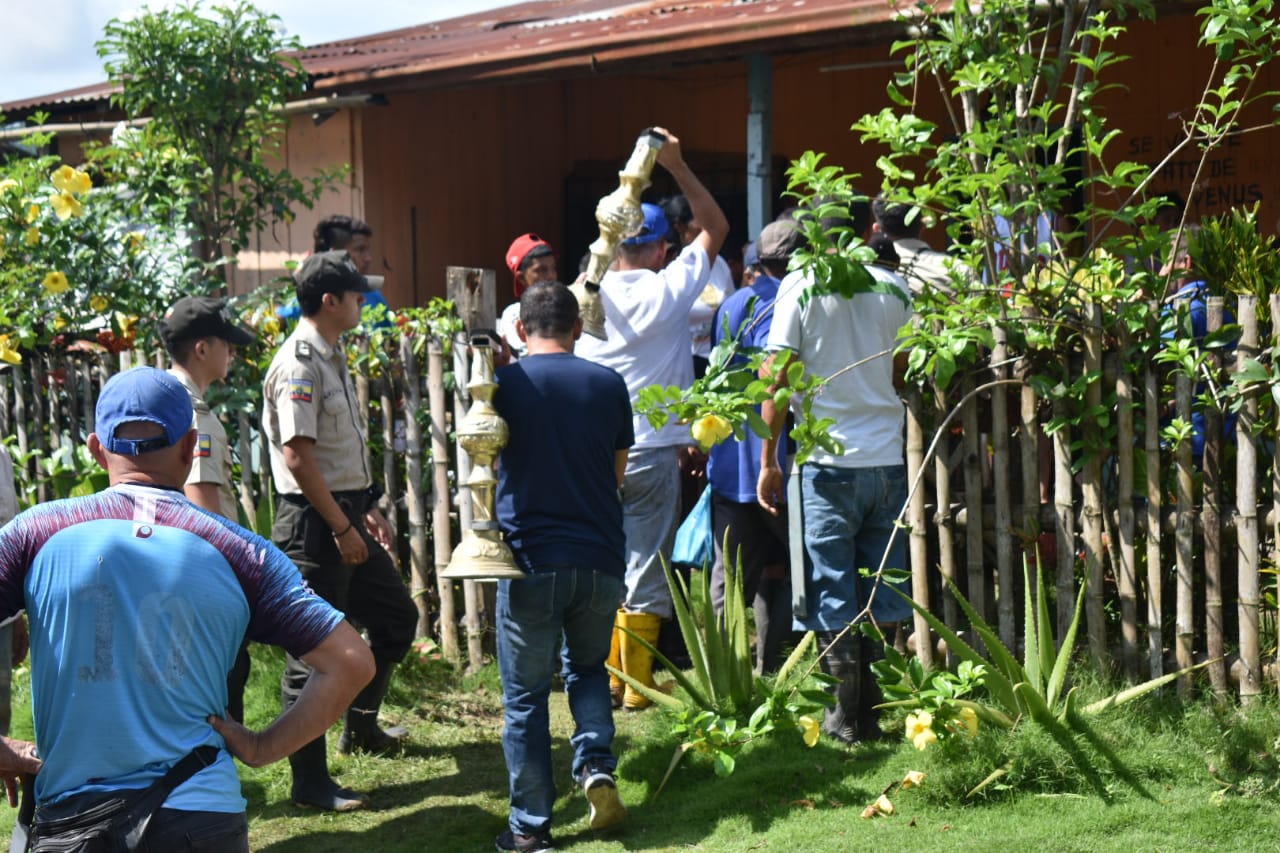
[570,128,667,339]
[440,342,524,580]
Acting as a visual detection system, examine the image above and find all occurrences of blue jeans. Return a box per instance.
[497,566,625,835]
[796,464,913,631]
[620,447,681,618]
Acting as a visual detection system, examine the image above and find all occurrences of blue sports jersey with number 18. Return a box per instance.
[0,483,343,809]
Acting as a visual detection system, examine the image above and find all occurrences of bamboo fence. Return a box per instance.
[0,295,1277,698]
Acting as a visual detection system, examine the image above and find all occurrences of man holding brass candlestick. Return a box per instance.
[262,250,418,811]
[576,129,729,710]
[493,281,633,852]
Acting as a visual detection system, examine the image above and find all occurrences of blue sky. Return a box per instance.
[0,0,512,106]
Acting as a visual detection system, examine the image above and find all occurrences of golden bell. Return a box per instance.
[441,343,524,581]
[576,128,666,340]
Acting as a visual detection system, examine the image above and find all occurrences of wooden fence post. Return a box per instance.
[401,335,433,639]
[906,387,932,670]
[427,338,459,662]
[991,316,1015,649]
[1236,296,1261,703]
[933,384,958,664]
[1203,298,1226,693]
[452,334,486,673]
[1174,349,1195,695]
[1081,303,1107,668]
[961,375,987,624]
[1051,394,1076,643]
[1144,303,1164,679]
[1115,327,1139,679]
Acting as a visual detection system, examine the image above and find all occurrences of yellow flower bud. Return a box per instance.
[0,335,21,365]
[90,294,110,314]
[0,178,18,195]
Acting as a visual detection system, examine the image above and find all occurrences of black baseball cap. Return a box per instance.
[295,250,371,300]
[160,296,255,347]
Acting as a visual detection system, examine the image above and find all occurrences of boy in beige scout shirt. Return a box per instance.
[162,295,257,724]
[262,250,417,812]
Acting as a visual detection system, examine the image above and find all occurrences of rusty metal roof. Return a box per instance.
[301,0,896,91]
[2,0,894,114]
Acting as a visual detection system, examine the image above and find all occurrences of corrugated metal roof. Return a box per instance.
[2,0,892,113]
[300,0,895,90]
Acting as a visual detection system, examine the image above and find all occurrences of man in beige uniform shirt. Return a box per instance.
[162,296,257,723]
[262,251,417,812]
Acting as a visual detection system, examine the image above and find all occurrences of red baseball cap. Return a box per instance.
[505,233,555,296]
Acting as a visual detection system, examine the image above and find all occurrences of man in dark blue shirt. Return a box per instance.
[493,282,634,853]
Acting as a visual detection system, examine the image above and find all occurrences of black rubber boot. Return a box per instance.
[817,630,863,745]
[856,634,888,742]
[337,657,408,756]
[288,735,369,812]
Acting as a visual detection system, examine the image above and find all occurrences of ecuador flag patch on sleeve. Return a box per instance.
[195,434,212,458]
[289,378,314,402]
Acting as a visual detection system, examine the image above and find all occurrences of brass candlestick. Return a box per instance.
[571,128,666,339]
[441,343,523,580]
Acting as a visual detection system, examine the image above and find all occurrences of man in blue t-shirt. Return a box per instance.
[0,367,373,851]
[705,220,801,673]
[492,282,634,853]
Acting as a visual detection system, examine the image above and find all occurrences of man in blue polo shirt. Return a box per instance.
[0,367,372,851]
[706,219,802,673]
[493,282,634,853]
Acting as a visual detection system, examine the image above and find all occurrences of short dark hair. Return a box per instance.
[803,193,872,240]
[659,194,693,227]
[872,195,923,239]
[519,282,578,338]
[314,215,373,253]
[166,337,199,365]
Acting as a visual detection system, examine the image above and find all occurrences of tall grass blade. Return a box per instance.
[1080,659,1214,715]
[612,628,708,709]
[663,556,712,696]
[1034,557,1055,696]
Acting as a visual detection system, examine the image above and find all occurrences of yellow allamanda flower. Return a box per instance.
[900,769,926,790]
[42,271,70,295]
[50,165,91,195]
[26,204,39,224]
[0,178,18,195]
[798,715,820,748]
[690,413,733,450]
[50,192,84,221]
[0,335,21,366]
[957,706,978,737]
[52,315,68,331]
[90,294,110,313]
[25,227,40,247]
[262,314,281,337]
[905,711,937,751]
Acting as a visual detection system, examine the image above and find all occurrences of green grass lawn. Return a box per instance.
[5,644,1280,852]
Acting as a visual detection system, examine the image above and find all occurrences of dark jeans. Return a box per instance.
[497,566,624,835]
[272,499,417,703]
[709,492,792,671]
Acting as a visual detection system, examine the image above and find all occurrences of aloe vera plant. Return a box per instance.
[611,549,831,793]
[878,557,1210,798]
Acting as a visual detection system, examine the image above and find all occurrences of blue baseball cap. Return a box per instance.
[95,367,194,456]
[621,203,669,246]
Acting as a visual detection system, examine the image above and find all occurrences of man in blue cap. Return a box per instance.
[0,366,372,851]
[576,128,728,710]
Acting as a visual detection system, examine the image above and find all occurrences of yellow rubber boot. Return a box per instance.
[617,610,663,711]
[607,611,624,709]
